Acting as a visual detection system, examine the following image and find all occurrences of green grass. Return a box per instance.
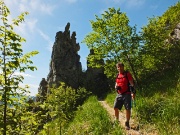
[105,88,180,135]
[64,96,123,135]
[39,96,123,135]
[105,66,180,135]
[38,66,180,135]
[105,91,116,107]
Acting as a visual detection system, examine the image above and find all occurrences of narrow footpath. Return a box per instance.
[99,101,157,135]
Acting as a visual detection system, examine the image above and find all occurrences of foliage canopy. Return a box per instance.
[83,7,140,79]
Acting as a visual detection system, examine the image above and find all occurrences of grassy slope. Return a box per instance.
[38,66,179,135]
[39,96,124,135]
[106,66,180,135]
[63,96,123,135]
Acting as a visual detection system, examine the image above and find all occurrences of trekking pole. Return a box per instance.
[133,97,140,131]
[131,99,136,108]
[131,93,141,131]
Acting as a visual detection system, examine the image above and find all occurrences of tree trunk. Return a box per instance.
[126,55,140,88]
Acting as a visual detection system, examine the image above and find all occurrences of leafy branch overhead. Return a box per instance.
[83,7,140,79]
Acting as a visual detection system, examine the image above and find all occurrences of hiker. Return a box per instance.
[114,62,135,130]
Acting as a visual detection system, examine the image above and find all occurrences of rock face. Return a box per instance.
[85,49,110,97]
[36,78,48,102]
[170,23,180,44]
[171,23,180,39]
[36,22,111,99]
[47,22,82,89]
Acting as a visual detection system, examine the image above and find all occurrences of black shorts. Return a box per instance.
[114,94,132,110]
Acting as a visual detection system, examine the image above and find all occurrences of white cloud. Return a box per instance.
[13,18,37,38]
[4,0,56,15]
[40,3,56,15]
[38,29,50,42]
[38,29,53,51]
[13,72,33,78]
[19,83,39,96]
[19,2,28,12]
[47,42,54,52]
[38,30,51,42]
[81,57,87,70]
[14,23,27,36]
[28,84,39,96]
[30,0,56,15]
[29,0,40,11]
[27,18,38,33]
[3,0,56,40]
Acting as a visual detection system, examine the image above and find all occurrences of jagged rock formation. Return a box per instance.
[36,23,111,99]
[85,49,110,97]
[170,23,180,42]
[47,22,82,89]
[166,23,180,44]
[86,49,104,76]
[36,78,48,102]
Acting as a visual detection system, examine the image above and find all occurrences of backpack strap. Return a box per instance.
[125,71,136,94]
[124,71,131,93]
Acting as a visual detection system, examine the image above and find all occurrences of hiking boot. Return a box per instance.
[125,121,130,130]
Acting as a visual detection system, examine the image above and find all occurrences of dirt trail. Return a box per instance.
[99,101,157,135]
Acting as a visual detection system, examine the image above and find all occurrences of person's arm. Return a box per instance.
[129,80,134,87]
[115,82,117,89]
[127,72,136,99]
[130,83,135,99]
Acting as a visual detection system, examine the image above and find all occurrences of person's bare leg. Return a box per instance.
[126,109,131,122]
[125,109,131,129]
[114,108,119,121]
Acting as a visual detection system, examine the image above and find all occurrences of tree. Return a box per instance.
[43,82,90,134]
[0,1,38,134]
[83,7,140,81]
[139,2,180,80]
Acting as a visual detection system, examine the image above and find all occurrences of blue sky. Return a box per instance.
[3,0,179,96]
